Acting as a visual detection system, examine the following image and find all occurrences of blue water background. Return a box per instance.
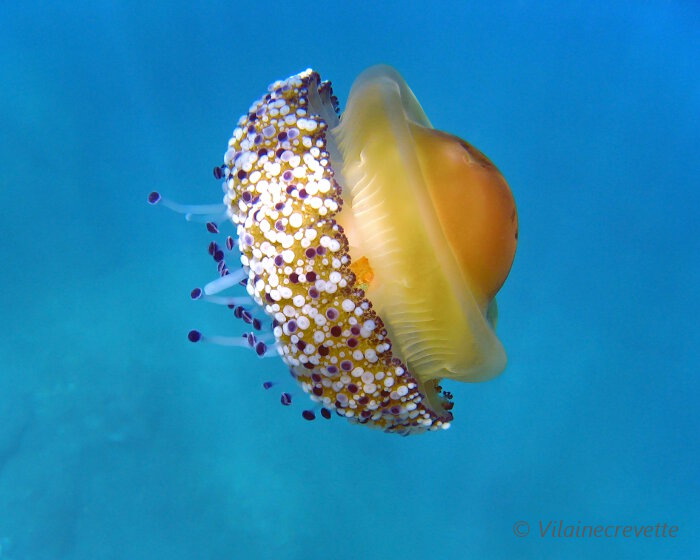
[1,2,698,559]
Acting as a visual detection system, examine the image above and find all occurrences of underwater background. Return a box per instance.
[1,1,698,559]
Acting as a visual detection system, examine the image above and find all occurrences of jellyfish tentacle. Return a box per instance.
[147,191,227,221]
[203,268,247,295]
[200,295,251,306]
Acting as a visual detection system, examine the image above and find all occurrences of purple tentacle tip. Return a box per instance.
[187,330,202,343]
[147,191,161,204]
[302,410,316,421]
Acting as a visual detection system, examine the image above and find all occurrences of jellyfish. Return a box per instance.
[150,65,517,435]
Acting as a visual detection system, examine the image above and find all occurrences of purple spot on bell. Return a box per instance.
[298,189,308,199]
[348,337,358,348]
[241,191,252,203]
[237,169,247,180]
[213,166,223,179]
[280,393,292,406]
[206,222,219,234]
[350,325,361,335]
[188,330,202,343]
[308,287,319,299]
[306,271,317,282]
[326,365,338,375]
[287,320,297,333]
[341,361,354,372]
[274,255,284,266]
[302,410,316,421]
[316,246,326,256]
[348,383,358,393]
[190,288,202,300]
[274,202,285,211]
[305,247,316,259]
[321,408,331,420]
[255,341,267,356]
[263,381,273,390]
[326,308,338,320]
[289,273,299,284]
[282,170,293,182]
[147,191,161,204]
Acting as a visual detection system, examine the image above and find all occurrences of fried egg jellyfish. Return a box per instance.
[150,66,517,435]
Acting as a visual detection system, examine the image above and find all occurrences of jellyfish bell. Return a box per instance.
[150,65,517,434]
